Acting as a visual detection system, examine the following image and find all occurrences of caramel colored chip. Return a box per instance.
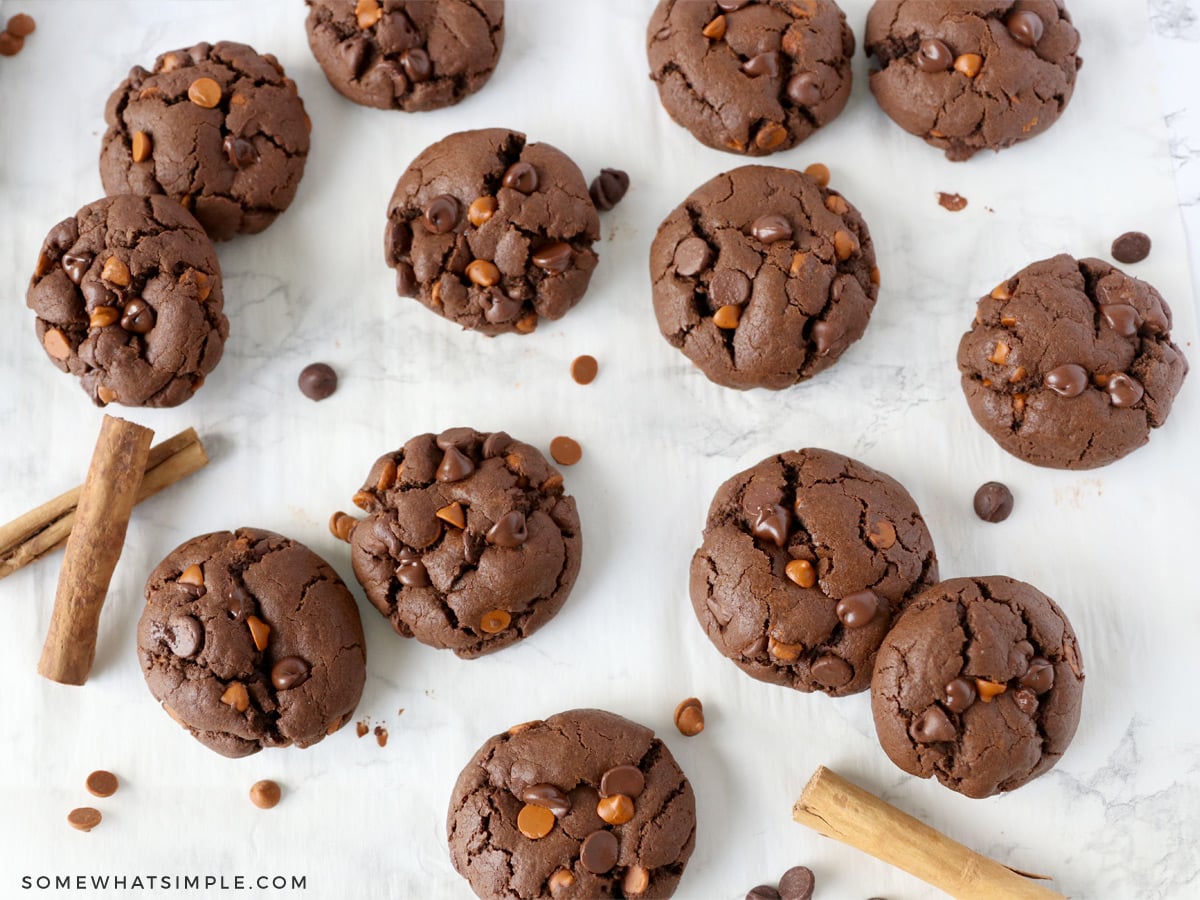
[755,122,788,151]
[870,266,881,286]
[89,306,119,329]
[702,14,727,40]
[376,458,398,491]
[468,196,497,227]
[515,313,539,334]
[177,564,204,586]
[352,489,374,511]
[85,770,119,798]
[6,13,36,37]
[131,130,152,163]
[480,609,511,634]
[187,76,222,108]
[517,803,556,840]
[825,194,849,215]
[804,162,831,187]
[1009,365,1027,384]
[674,697,705,736]
[789,252,808,276]
[96,386,117,406]
[466,259,501,287]
[785,559,817,588]
[623,866,650,896]
[246,615,271,652]
[548,869,575,894]
[867,518,897,550]
[954,53,983,77]
[570,355,599,385]
[713,304,741,329]
[596,794,635,826]
[991,282,1012,301]
[250,779,282,809]
[834,230,858,261]
[549,436,582,466]
[436,501,467,529]
[68,808,102,832]
[356,0,382,28]
[101,256,131,287]
[1000,314,1018,326]
[989,340,1010,365]
[221,682,250,712]
[769,636,803,662]
[975,679,1007,702]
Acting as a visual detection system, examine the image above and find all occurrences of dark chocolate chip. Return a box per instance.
[165,614,203,658]
[298,362,337,401]
[1013,687,1039,715]
[1009,640,1034,678]
[485,292,522,324]
[599,765,645,799]
[462,530,485,565]
[752,504,791,547]
[811,655,852,688]
[437,446,476,483]
[81,279,115,307]
[973,482,1013,523]
[717,0,752,10]
[674,237,712,277]
[423,194,459,234]
[436,427,476,450]
[119,299,155,334]
[810,319,838,354]
[395,262,417,297]
[532,242,573,274]
[502,161,538,194]
[486,511,528,548]
[395,548,430,587]
[1111,231,1151,264]
[916,38,954,72]
[1100,304,1141,337]
[746,887,781,900]
[223,134,258,169]
[835,589,879,628]
[778,866,816,900]
[579,830,619,874]
[62,252,92,285]
[911,705,956,743]
[710,268,751,306]
[742,51,781,78]
[1106,373,1144,407]
[943,677,977,713]
[271,656,311,690]
[1006,10,1045,47]
[589,168,630,211]
[1019,657,1054,693]
[787,72,822,106]
[520,783,571,818]
[1045,364,1088,398]
[400,47,432,83]
[482,431,512,458]
[751,214,792,244]
[224,583,255,621]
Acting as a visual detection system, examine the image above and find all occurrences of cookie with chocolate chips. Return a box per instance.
[137,528,366,758]
[691,448,938,697]
[100,41,310,241]
[305,0,504,111]
[345,428,582,657]
[864,1,1082,161]
[872,576,1085,798]
[385,128,600,335]
[958,254,1188,469]
[447,709,697,898]
[26,195,227,408]
[647,0,855,156]
[651,165,878,390]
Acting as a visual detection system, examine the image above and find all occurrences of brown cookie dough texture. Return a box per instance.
[447,709,697,899]
[691,448,938,697]
[647,0,854,156]
[872,576,1085,798]
[348,428,582,658]
[864,1,1082,161]
[958,254,1188,469]
[26,195,227,408]
[100,41,310,241]
[137,528,366,758]
[305,0,504,111]
[651,165,877,390]
[385,128,600,335]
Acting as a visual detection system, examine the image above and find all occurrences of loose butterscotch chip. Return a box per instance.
[177,563,204,586]
[673,697,705,736]
[989,341,1010,365]
[67,808,102,832]
[480,609,511,634]
[549,436,582,466]
[713,304,741,329]
[352,490,374,510]
[221,682,250,712]
[769,636,802,662]
[548,869,575,894]
[570,355,599,385]
[188,76,221,108]
[101,256,131,287]
[975,679,1007,702]
[131,130,152,163]
[954,53,983,77]
[825,194,849,215]
[596,794,634,825]
[85,770,119,798]
[6,13,36,37]
[702,14,726,39]
[329,511,357,542]
[804,162,831,187]
[517,803,556,840]
[466,259,501,287]
[789,252,808,276]
[785,559,817,588]
[834,230,858,260]
[867,518,897,550]
[355,0,382,28]
[247,615,271,651]
[89,306,119,328]
[468,196,497,227]
[436,501,467,529]
[376,458,398,491]
[250,779,282,809]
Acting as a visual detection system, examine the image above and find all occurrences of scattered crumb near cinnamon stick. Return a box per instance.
[374,725,388,747]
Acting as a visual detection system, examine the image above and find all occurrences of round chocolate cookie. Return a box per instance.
[305,0,504,111]
[100,41,310,241]
[26,195,227,408]
[647,0,855,156]
[691,448,938,697]
[137,528,366,758]
[651,165,878,390]
[958,254,1188,469]
[385,128,600,335]
[447,709,697,898]
[872,576,1085,798]
[347,428,581,658]
[864,1,1082,161]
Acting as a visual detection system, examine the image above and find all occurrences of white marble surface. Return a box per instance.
[1,1,1198,898]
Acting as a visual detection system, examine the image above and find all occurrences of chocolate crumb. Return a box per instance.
[374,725,388,747]
[356,719,369,738]
[937,192,968,212]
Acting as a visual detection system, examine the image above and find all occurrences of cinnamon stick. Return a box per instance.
[0,427,206,581]
[37,416,154,685]
[793,767,1065,899]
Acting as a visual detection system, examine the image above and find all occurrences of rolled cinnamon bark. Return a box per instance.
[37,416,154,685]
[793,766,1065,899]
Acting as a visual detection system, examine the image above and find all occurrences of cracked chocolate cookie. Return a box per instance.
[385,128,600,335]
[305,0,504,111]
[691,448,938,697]
[864,1,1082,161]
[447,709,697,898]
[958,254,1189,469]
[137,528,366,758]
[647,0,855,156]
[100,41,310,241]
[345,428,582,658]
[651,165,877,390]
[872,576,1084,798]
[27,195,227,408]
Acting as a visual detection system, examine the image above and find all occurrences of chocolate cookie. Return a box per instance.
[100,41,310,241]
[864,1,1082,161]
[647,0,855,156]
[305,0,504,111]
[958,254,1188,469]
[651,165,878,390]
[447,709,697,898]
[137,528,366,758]
[385,128,600,335]
[346,428,581,658]
[26,195,227,408]
[691,448,938,697]
[871,576,1085,798]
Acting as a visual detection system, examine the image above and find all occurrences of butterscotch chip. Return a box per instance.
[991,282,1011,301]
[355,0,382,28]
[0,31,22,56]
[352,490,374,510]
[246,615,271,651]
[131,130,152,163]
[329,511,357,542]
[570,355,598,385]
[834,229,858,260]
[804,162,831,187]
[101,256,131,287]
[249,779,282,809]
[42,328,71,361]
[673,697,705,736]
[548,869,575,893]
[954,53,983,78]
[975,679,1007,702]
[376,458,398,491]
[96,386,117,406]
[177,564,204,586]
[825,194,849,215]
[755,122,788,151]
[466,259,500,287]
[187,76,222,108]
[870,266,881,286]
[785,559,817,588]
[67,808,102,832]
[479,609,511,634]
[549,436,582,466]
[769,636,803,662]
[596,794,635,825]
[713,304,741,329]
[468,196,497,227]
[221,681,250,712]
[89,306,119,329]
[867,518,897,550]
[988,341,1010,365]
[517,803,556,840]
[623,866,650,895]
[85,770,119,798]
[789,252,808,276]
[436,501,466,529]
[515,313,539,334]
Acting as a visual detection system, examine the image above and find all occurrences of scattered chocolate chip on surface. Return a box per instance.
[589,168,630,210]
[570,355,599,385]
[299,362,338,400]
[1112,231,1151,264]
[549,435,583,466]
[85,770,119,798]
[249,779,282,809]
[973,482,1014,522]
[674,697,705,736]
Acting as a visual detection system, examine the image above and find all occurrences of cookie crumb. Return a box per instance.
[937,192,968,212]
[673,697,705,736]
[249,779,281,809]
[549,436,582,466]
[67,808,102,832]
[356,719,370,738]
[570,355,598,385]
[1112,231,1151,264]
[374,725,388,747]
[85,770,119,798]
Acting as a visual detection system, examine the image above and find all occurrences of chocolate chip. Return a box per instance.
[67,808,102,832]
[119,298,155,334]
[742,51,781,78]
[1106,373,1144,408]
[486,511,528,548]
[436,427,475,450]
[1013,687,1039,715]
[810,319,838,354]
[165,614,203,658]
[717,0,752,10]
[532,242,573,274]
[437,446,476,482]
[1006,10,1045,47]
[482,431,512,458]
[589,168,630,211]
[1019,657,1054,693]
[916,38,953,72]
[778,866,816,900]
[811,654,852,688]
[520,783,571,818]
[223,134,258,169]
[62,252,92,284]
[710,268,751,306]
[395,548,430,586]
[81,279,115,308]
[225,583,255,621]
[271,656,311,690]
[423,194,459,234]
[911,705,956,743]
[674,237,712,276]
[1009,640,1034,677]
[1045,364,1088,398]
[787,72,822,106]
[86,770,119,798]
[1111,231,1151,264]
[752,504,791,547]
[502,161,538,194]
[396,262,418,297]
[746,888,781,900]
[298,362,337,400]
[250,779,282,809]
[485,292,521,323]
[973,482,1013,523]
[1100,304,1141,337]
[836,589,879,628]
[751,214,792,244]
[579,830,619,874]
[400,47,432,83]
[6,13,35,38]
[600,765,645,799]
[549,436,582,466]
[0,31,23,57]
[571,355,598,385]
[943,677,977,713]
